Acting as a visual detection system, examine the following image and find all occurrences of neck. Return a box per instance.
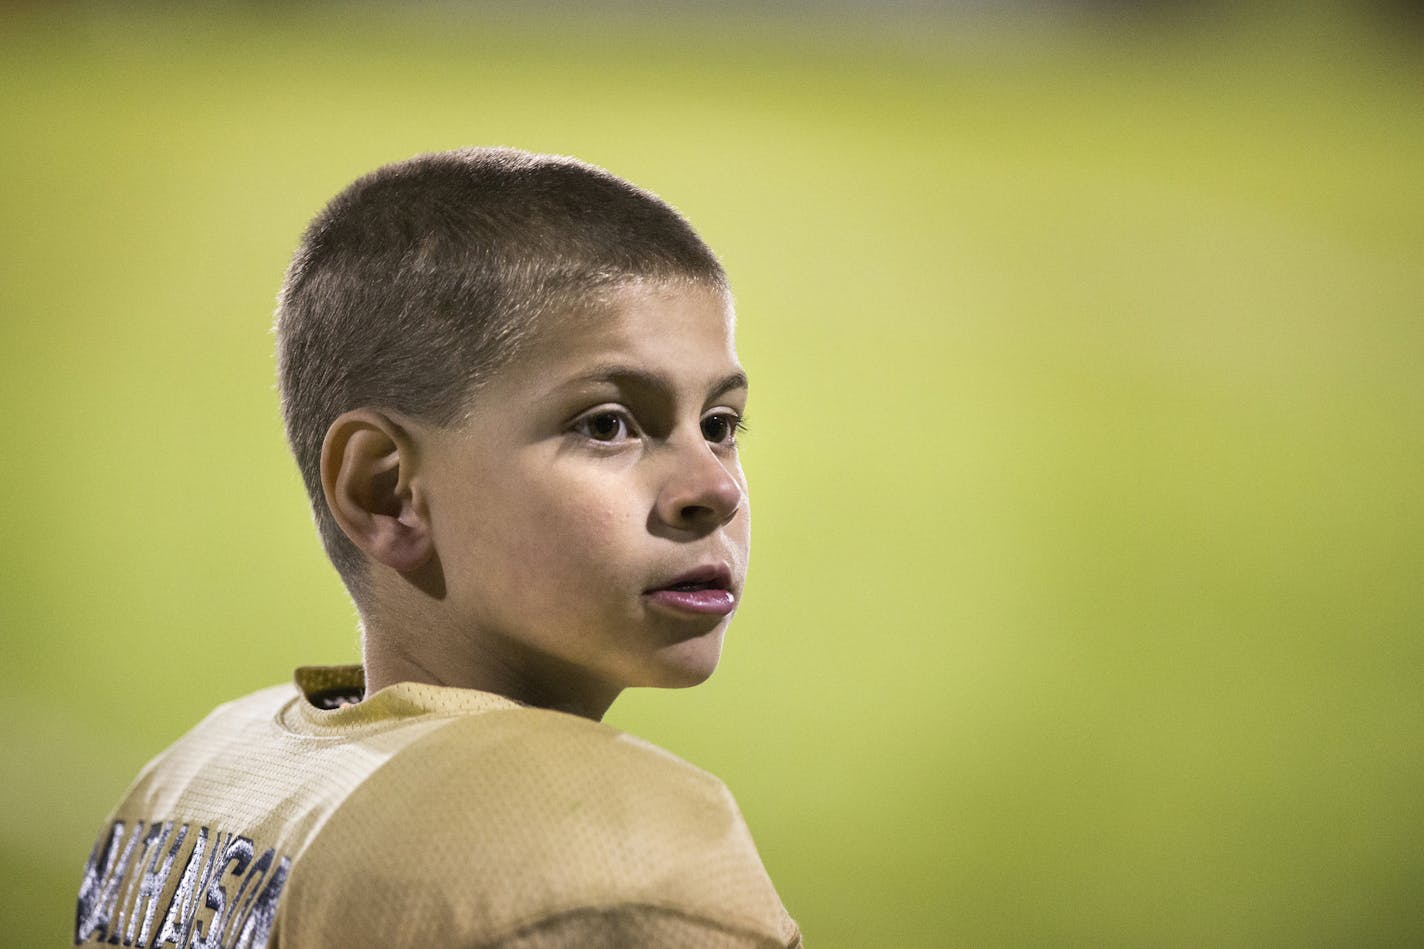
[361,612,622,721]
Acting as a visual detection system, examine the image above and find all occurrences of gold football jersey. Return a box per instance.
[75,666,801,948]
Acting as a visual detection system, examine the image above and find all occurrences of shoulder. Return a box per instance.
[276,708,798,947]
[114,683,297,804]
[309,706,744,854]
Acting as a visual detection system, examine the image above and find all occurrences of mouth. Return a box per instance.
[644,564,738,616]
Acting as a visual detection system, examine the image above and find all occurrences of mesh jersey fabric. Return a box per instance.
[74,665,802,948]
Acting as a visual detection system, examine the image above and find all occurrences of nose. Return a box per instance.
[653,442,745,534]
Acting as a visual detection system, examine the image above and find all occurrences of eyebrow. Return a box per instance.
[558,364,749,401]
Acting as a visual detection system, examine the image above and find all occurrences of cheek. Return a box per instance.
[732,511,752,566]
[506,485,634,581]
[731,477,752,549]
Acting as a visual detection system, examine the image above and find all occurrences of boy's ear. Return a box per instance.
[320,409,434,574]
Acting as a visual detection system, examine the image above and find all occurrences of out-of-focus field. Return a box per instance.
[2,4,1421,946]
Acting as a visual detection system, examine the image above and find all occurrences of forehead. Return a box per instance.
[514,279,741,391]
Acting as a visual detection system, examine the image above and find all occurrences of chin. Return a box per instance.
[641,628,726,688]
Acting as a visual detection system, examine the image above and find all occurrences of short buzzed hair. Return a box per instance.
[274,147,726,593]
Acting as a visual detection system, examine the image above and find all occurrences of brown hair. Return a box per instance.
[274,147,726,593]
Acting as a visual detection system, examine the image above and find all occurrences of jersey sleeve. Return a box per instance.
[272,708,801,948]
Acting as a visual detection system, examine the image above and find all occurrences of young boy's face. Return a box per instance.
[416,279,750,708]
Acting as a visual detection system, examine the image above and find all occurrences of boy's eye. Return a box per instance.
[701,412,744,446]
[574,411,632,442]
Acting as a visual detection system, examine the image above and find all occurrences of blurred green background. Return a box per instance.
[3,2,1421,946]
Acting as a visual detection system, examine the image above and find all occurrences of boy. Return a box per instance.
[74,148,802,948]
